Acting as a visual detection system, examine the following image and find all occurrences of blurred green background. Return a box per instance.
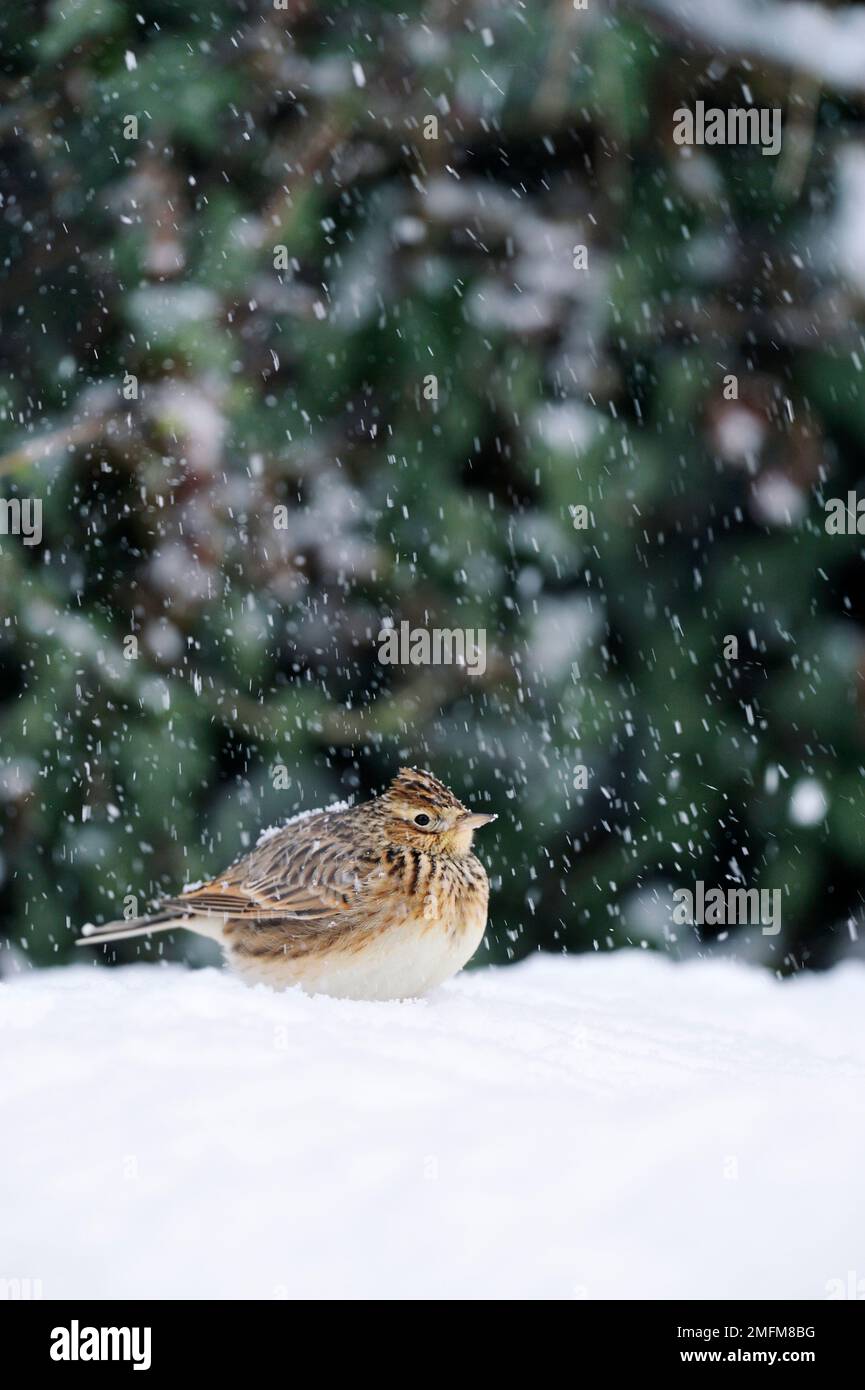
[2,0,865,975]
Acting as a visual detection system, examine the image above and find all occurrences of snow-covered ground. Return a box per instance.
[1,951,863,1300]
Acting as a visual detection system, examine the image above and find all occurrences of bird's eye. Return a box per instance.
[414,813,431,826]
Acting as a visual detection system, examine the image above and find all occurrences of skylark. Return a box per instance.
[77,768,496,1000]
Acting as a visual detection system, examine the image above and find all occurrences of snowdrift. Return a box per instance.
[1,951,863,1299]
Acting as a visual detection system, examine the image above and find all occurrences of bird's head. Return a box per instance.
[379,767,497,855]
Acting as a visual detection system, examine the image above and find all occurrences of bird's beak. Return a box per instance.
[459,811,498,830]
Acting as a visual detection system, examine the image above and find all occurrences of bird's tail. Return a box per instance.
[76,909,188,948]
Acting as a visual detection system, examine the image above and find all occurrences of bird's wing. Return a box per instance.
[164,813,380,924]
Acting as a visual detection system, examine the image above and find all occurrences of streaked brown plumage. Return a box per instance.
[77,768,496,1000]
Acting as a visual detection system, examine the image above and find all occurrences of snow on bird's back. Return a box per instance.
[255,799,353,848]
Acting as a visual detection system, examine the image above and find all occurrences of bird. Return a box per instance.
[76,767,497,1001]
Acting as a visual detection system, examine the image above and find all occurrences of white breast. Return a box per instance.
[227,910,487,1001]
